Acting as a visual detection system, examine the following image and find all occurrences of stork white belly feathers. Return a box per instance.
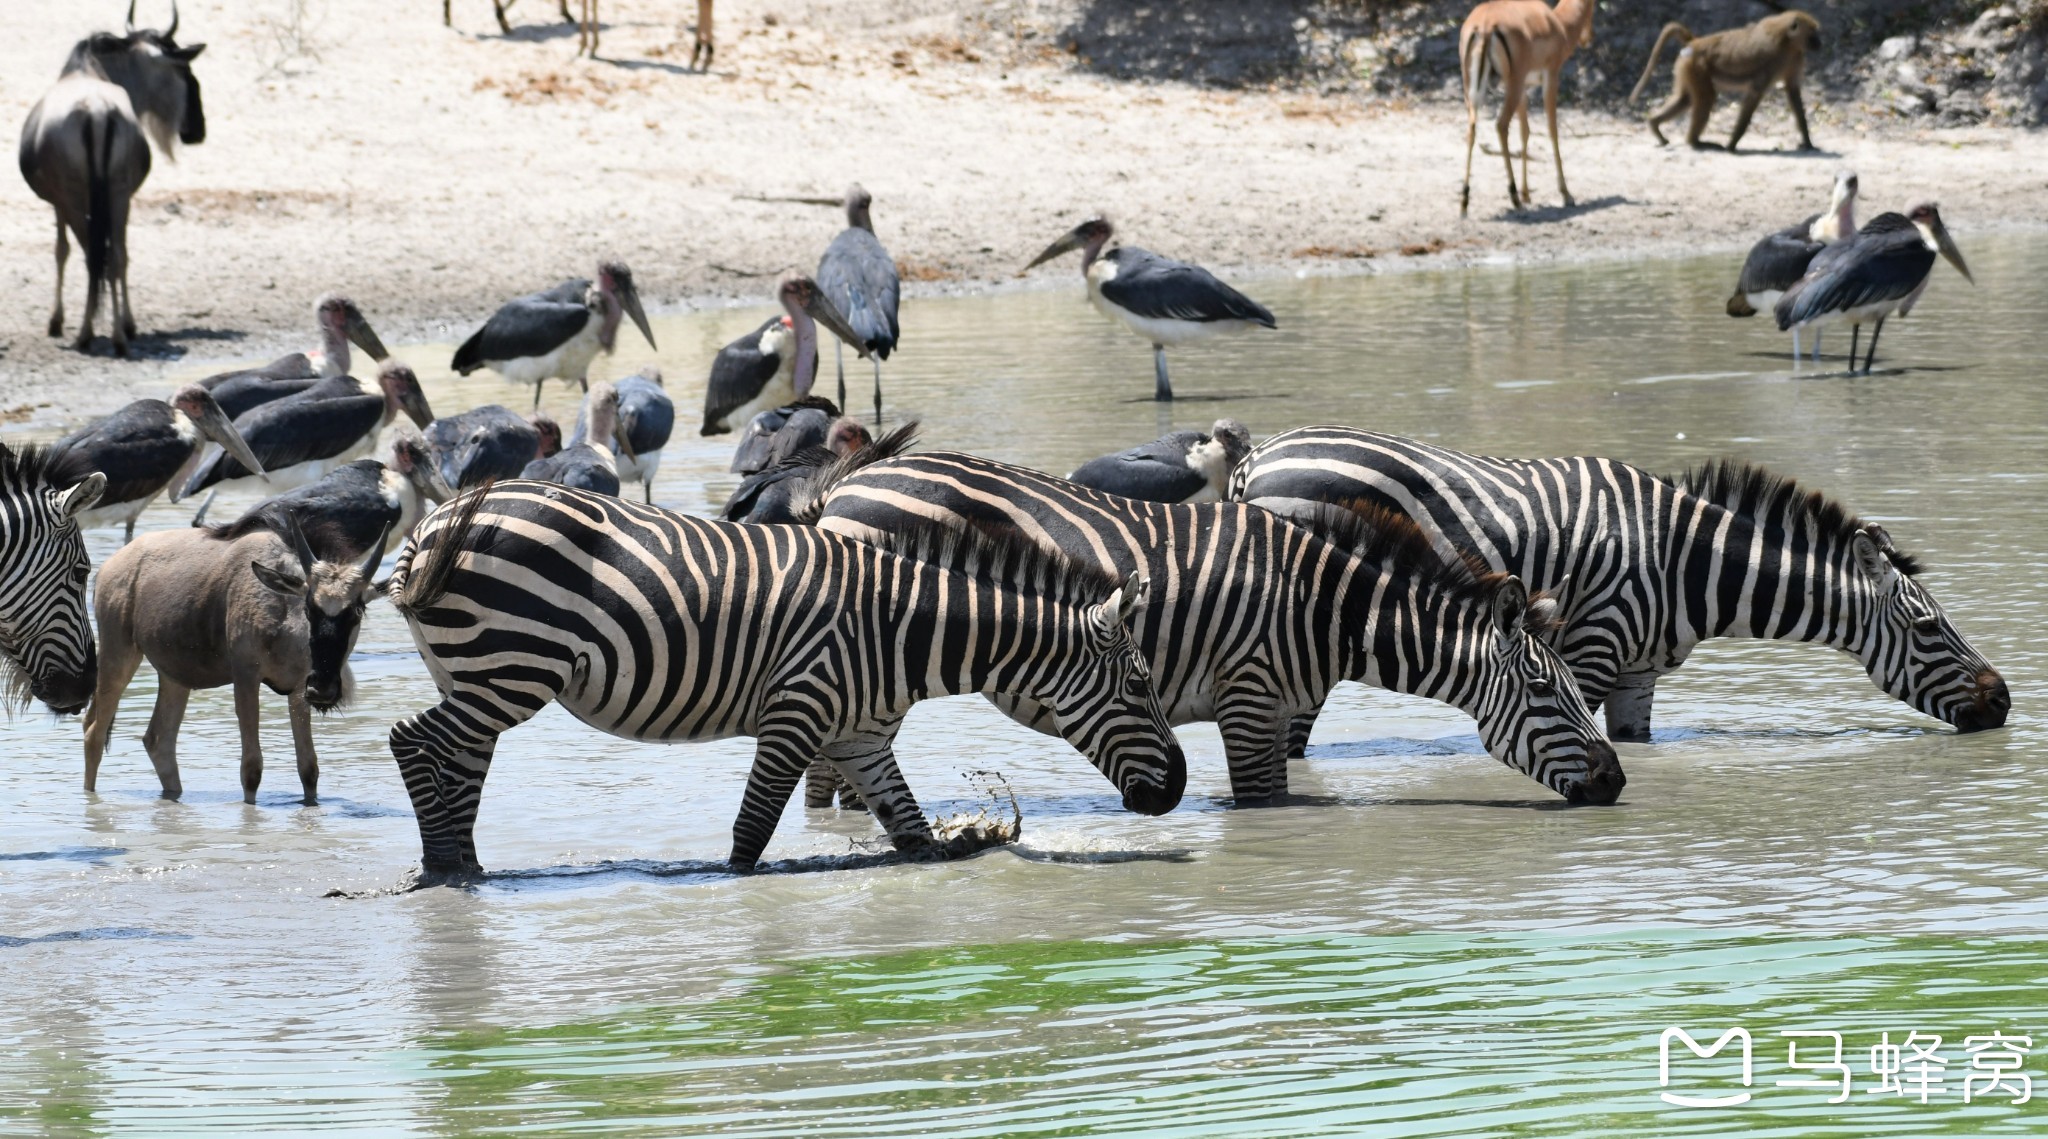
[721,320,800,429]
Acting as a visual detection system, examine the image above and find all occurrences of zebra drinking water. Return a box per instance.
[385,482,1186,884]
[3,444,105,715]
[1232,426,2009,744]
[799,440,1623,805]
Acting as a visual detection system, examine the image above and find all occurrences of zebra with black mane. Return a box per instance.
[2,444,105,714]
[798,434,1623,805]
[385,481,1186,884]
[1233,426,2009,745]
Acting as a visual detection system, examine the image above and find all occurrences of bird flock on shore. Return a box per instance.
[1,3,2004,884]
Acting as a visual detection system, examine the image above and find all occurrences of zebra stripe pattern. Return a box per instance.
[1232,426,2009,741]
[805,448,1623,804]
[1,444,104,714]
[385,482,1186,881]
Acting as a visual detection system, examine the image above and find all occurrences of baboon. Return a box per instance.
[1630,10,1821,152]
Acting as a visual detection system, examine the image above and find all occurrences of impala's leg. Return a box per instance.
[232,673,266,803]
[49,218,68,338]
[389,671,562,883]
[560,0,574,21]
[82,626,142,794]
[694,0,715,70]
[730,720,828,872]
[287,690,320,805]
[141,680,191,801]
[1518,95,1532,203]
[1461,91,1481,217]
[493,0,512,34]
[443,0,451,26]
[1495,81,1521,209]
[1544,73,1573,208]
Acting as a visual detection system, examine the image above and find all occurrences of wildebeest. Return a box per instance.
[0,444,105,715]
[19,2,206,357]
[83,512,389,804]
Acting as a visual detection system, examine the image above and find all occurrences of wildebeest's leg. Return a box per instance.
[731,719,828,872]
[491,0,513,34]
[287,690,320,805]
[81,626,143,793]
[1215,682,1290,803]
[232,674,267,803]
[820,726,936,853]
[141,680,191,800]
[48,217,68,338]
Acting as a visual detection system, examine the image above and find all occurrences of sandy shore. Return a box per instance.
[5,0,2047,423]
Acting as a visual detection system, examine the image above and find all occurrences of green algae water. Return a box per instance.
[4,232,2046,1135]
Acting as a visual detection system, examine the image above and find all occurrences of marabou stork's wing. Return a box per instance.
[702,317,788,434]
[729,408,790,474]
[1735,218,1825,299]
[50,400,187,506]
[522,446,620,497]
[616,375,676,454]
[199,352,323,418]
[1100,247,1277,327]
[720,448,831,523]
[1777,224,1936,330]
[1067,431,1210,504]
[182,392,385,495]
[535,278,592,305]
[208,461,394,560]
[818,228,902,357]
[451,294,592,374]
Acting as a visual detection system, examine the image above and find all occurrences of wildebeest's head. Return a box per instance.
[72,3,207,152]
[248,512,390,712]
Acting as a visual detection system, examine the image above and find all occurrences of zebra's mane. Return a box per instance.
[0,441,77,492]
[1672,460,1922,576]
[789,422,922,525]
[865,516,1123,609]
[1286,499,1564,634]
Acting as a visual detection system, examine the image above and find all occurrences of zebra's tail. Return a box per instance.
[789,421,922,525]
[392,483,493,615]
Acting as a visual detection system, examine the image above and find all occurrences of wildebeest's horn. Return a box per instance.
[126,0,137,32]
[360,521,395,579]
[284,510,317,572]
[166,0,179,39]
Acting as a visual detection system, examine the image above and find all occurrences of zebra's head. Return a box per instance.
[248,513,391,713]
[1846,524,2007,733]
[1041,573,1187,817]
[1473,576,1625,805]
[0,446,104,716]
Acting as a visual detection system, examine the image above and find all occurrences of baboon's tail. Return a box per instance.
[1630,23,1695,104]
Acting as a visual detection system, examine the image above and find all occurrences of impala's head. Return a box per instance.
[1846,524,2006,733]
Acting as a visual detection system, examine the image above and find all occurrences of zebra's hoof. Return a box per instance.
[404,860,486,890]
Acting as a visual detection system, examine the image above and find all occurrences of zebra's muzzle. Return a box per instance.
[27,649,96,716]
[1120,745,1187,816]
[1952,670,2010,734]
[1563,740,1625,806]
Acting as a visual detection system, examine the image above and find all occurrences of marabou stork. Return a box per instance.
[719,414,874,524]
[48,383,268,541]
[1068,418,1252,504]
[200,295,390,419]
[573,366,672,502]
[1728,171,1858,362]
[521,382,628,496]
[205,431,448,561]
[451,261,656,408]
[181,360,436,503]
[1025,217,1276,401]
[1775,203,1973,374]
[423,405,560,490]
[816,184,901,421]
[728,394,844,473]
[700,275,867,435]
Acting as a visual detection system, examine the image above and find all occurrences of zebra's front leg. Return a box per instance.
[820,727,935,854]
[731,720,830,872]
[1286,704,1323,761]
[803,759,868,811]
[1602,673,1658,743]
[1216,693,1290,804]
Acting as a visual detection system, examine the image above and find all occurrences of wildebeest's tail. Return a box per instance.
[790,421,921,525]
[392,483,493,614]
[83,111,114,327]
[1631,23,1695,103]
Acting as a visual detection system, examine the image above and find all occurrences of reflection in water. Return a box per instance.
[0,236,2041,1134]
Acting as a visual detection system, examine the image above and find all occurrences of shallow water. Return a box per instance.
[4,235,2046,1136]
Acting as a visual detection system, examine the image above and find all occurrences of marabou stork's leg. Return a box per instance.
[1813,330,1822,362]
[124,517,135,543]
[872,356,883,425]
[1848,325,1860,372]
[1862,318,1885,375]
[834,337,846,412]
[1153,344,1173,401]
[1791,326,1802,367]
[189,489,219,528]
[532,380,545,411]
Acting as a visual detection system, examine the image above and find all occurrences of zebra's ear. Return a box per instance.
[1851,528,1899,585]
[1489,575,1530,638]
[1116,573,1147,622]
[59,473,106,517]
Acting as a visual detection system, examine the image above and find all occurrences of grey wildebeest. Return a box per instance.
[84,512,389,804]
[19,3,206,357]
[0,444,105,715]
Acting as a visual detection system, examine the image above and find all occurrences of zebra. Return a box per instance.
[2,444,105,714]
[798,439,1624,805]
[384,482,1186,884]
[1232,426,2009,746]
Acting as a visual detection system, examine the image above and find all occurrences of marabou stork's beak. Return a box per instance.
[620,279,657,351]
[186,391,269,489]
[345,306,390,363]
[1918,214,1975,285]
[1024,225,1087,271]
[802,288,871,360]
[613,420,639,464]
